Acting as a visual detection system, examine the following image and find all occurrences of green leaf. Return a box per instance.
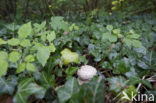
[20,39,31,47]
[0,51,8,78]
[5,23,18,31]
[109,34,117,42]
[61,48,79,65]
[57,77,79,103]
[123,38,132,47]
[83,77,105,103]
[120,85,137,101]
[40,72,55,88]
[125,68,138,78]
[102,32,110,40]
[26,63,35,72]
[24,55,35,62]
[18,22,32,39]
[65,67,78,79]
[0,38,7,45]
[0,51,8,60]
[33,21,46,33]
[137,60,148,69]
[132,40,142,48]
[134,46,146,55]
[16,63,26,73]
[13,79,32,103]
[141,80,152,89]
[108,76,128,93]
[41,34,47,42]
[113,29,120,34]
[48,43,56,52]
[100,61,112,69]
[31,42,44,51]
[117,34,123,38]
[37,47,50,66]
[7,38,20,46]
[9,52,20,63]
[90,77,105,103]
[0,76,17,95]
[79,56,88,64]
[129,34,140,39]
[13,78,45,103]
[106,25,113,31]
[129,77,152,89]
[50,16,69,31]
[70,77,105,103]
[47,31,56,42]
[113,59,130,74]
[0,60,8,78]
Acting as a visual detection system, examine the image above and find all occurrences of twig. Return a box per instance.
[147,75,156,82]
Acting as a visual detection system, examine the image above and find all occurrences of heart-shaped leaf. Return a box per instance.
[61,48,79,65]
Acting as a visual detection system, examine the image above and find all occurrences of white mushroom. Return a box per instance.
[77,65,97,85]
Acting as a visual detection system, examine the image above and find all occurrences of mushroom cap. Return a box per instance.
[77,65,97,80]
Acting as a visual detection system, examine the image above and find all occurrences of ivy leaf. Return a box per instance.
[129,34,140,39]
[26,63,35,72]
[129,77,152,89]
[31,42,44,51]
[106,25,113,31]
[47,31,56,42]
[37,47,50,66]
[41,34,47,42]
[109,34,117,42]
[132,40,142,48]
[141,80,152,89]
[120,85,137,101]
[24,55,35,62]
[61,48,79,65]
[123,38,132,47]
[65,67,78,79]
[70,77,105,103]
[48,43,56,52]
[0,51,8,60]
[0,60,8,78]
[87,77,105,103]
[7,38,20,46]
[0,52,8,78]
[117,34,123,38]
[56,77,79,103]
[100,61,112,69]
[50,16,69,31]
[9,52,20,63]
[134,46,146,55]
[137,60,148,69]
[108,76,128,93]
[125,68,138,78]
[102,32,110,40]
[20,39,31,47]
[16,63,26,73]
[5,23,18,31]
[13,78,45,103]
[0,38,7,45]
[40,72,55,88]
[33,21,46,33]
[0,76,17,95]
[18,22,32,39]
[113,29,120,34]
[113,59,130,74]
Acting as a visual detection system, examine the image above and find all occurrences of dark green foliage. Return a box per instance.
[0,1,156,103]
